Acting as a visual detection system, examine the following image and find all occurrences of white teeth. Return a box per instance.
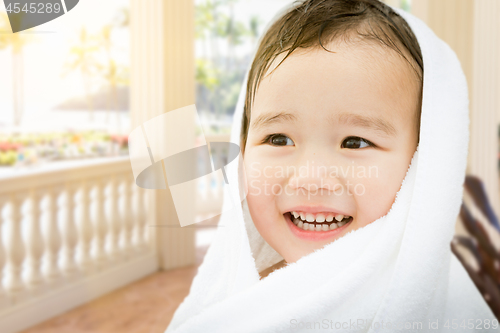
[292,211,347,223]
[290,211,352,231]
[316,213,325,222]
[306,213,315,222]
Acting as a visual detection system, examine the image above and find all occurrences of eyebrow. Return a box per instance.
[335,112,397,137]
[250,111,298,132]
[250,110,397,137]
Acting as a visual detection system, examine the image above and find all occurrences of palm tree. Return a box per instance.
[0,13,31,127]
[196,0,253,117]
[113,7,130,28]
[97,58,129,133]
[98,25,113,124]
[400,0,411,12]
[248,15,262,46]
[196,0,218,62]
[63,27,99,122]
[97,10,130,132]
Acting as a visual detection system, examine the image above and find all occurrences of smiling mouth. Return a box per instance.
[285,211,353,231]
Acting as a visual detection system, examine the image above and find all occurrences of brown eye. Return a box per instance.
[269,134,294,146]
[341,136,371,149]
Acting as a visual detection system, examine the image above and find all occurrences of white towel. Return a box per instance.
[165,2,497,332]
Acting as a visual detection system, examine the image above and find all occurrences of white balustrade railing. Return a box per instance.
[0,156,158,333]
[0,133,230,332]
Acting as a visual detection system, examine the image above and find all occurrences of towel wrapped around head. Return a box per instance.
[165,1,497,332]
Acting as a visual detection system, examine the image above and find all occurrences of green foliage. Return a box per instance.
[195,0,261,117]
[113,7,130,27]
[195,0,217,39]
[196,59,220,91]
[400,0,411,12]
[0,12,35,51]
[62,27,100,79]
[249,15,262,40]
[62,16,130,118]
[218,69,244,111]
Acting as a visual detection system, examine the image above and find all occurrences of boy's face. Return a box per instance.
[243,41,420,264]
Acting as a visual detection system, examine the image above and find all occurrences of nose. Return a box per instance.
[287,158,343,194]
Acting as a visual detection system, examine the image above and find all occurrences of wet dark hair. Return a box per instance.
[240,0,423,153]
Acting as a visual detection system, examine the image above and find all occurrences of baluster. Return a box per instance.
[121,175,134,259]
[216,146,225,200]
[93,180,108,270]
[43,186,62,285]
[116,179,125,256]
[25,189,45,291]
[142,190,152,251]
[200,147,209,199]
[77,181,93,272]
[0,195,10,308]
[210,144,218,196]
[145,190,154,251]
[107,176,121,262]
[202,173,210,199]
[60,184,78,276]
[134,186,148,252]
[4,192,26,301]
[132,185,142,251]
[200,144,211,208]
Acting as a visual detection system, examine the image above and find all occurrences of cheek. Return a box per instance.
[244,154,285,198]
[246,192,274,237]
[245,179,283,246]
[244,156,284,234]
[349,160,407,225]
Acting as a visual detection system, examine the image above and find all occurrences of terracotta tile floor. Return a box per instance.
[20,245,209,333]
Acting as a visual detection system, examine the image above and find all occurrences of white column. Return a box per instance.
[412,0,500,219]
[412,0,474,85]
[130,0,196,270]
[382,0,401,8]
[469,0,500,218]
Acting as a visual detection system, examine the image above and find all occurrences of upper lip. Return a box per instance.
[284,205,350,216]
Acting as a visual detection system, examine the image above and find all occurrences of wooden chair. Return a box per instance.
[452,175,500,318]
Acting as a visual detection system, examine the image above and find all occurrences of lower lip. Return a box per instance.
[285,212,352,242]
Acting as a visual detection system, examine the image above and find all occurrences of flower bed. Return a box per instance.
[0,130,129,167]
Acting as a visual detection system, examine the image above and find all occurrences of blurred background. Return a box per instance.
[0,0,498,332]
